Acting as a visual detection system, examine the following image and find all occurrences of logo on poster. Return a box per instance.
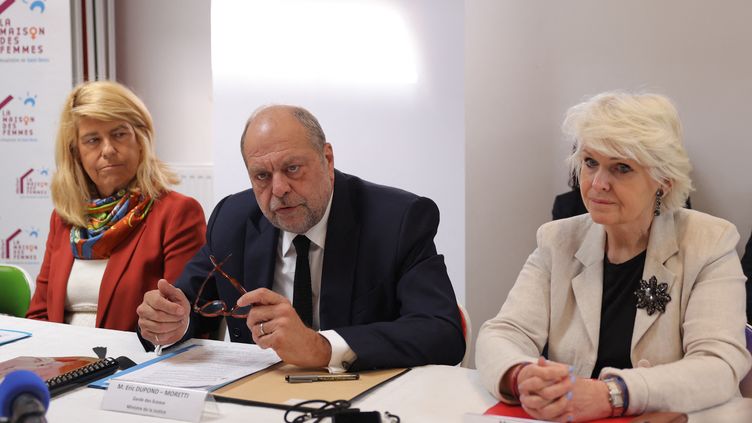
[1,92,38,141]
[1,227,41,263]
[23,0,46,14]
[0,0,49,61]
[16,167,49,197]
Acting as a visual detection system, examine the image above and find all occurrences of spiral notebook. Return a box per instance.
[0,356,120,397]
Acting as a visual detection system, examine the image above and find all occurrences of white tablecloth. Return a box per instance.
[0,316,749,422]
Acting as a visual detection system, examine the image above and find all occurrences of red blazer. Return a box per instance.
[26,191,206,331]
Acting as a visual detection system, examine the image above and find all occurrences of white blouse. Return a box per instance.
[64,259,107,327]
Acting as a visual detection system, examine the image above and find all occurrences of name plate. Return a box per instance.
[101,380,207,422]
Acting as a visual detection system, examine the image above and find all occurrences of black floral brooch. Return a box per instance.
[634,276,671,316]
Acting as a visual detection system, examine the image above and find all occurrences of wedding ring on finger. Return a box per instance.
[259,322,266,336]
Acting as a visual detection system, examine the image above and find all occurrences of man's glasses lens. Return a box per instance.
[231,305,251,318]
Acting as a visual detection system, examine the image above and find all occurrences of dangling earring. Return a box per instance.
[654,189,663,216]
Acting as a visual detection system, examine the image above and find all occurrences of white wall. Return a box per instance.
[466,0,752,367]
[115,0,212,166]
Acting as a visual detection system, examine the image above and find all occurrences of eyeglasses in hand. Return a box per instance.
[192,253,251,318]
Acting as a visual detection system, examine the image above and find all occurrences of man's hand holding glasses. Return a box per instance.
[237,288,333,368]
[137,254,247,350]
[203,254,332,368]
[137,253,333,368]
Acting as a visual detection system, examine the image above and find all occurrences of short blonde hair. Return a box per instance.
[563,91,693,212]
[50,80,178,227]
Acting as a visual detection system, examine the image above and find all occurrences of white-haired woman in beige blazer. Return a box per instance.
[476,91,750,422]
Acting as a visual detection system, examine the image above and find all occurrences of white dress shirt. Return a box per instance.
[272,193,357,373]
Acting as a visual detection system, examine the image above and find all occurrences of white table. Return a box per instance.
[0,316,749,422]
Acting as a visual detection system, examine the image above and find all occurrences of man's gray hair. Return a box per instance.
[240,104,326,154]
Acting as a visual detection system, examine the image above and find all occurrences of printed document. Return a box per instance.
[114,343,280,389]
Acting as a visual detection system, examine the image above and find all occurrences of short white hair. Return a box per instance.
[563,91,693,212]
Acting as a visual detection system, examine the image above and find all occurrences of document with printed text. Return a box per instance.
[113,343,280,390]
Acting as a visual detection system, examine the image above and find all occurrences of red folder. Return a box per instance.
[485,401,632,422]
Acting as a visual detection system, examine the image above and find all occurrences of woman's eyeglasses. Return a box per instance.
[192,253,251,318]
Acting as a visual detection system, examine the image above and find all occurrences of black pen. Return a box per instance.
[285,374,360,383]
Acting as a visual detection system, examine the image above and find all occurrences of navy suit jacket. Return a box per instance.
[170,170,465,370]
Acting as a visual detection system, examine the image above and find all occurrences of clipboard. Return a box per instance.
[211,362,409,410]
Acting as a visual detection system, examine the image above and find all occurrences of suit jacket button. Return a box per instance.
[637,359,651,368]
[232,328,241,338]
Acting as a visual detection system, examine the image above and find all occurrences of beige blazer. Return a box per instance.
[476,209,751,414]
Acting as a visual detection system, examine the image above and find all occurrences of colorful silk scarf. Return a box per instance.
[70,189,154,259]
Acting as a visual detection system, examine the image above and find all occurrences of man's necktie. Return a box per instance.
[292,235,313,327]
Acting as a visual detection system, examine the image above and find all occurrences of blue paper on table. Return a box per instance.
[0,329,31,346]
[88,344,199,390]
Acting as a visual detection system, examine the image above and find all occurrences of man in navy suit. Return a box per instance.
[136,105,464,371]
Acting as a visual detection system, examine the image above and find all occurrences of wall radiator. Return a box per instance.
[168,163,214,220]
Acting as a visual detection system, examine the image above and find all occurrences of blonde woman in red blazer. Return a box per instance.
[26,81,205,331]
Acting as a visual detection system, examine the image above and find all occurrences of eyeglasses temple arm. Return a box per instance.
[212,265,248,295]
